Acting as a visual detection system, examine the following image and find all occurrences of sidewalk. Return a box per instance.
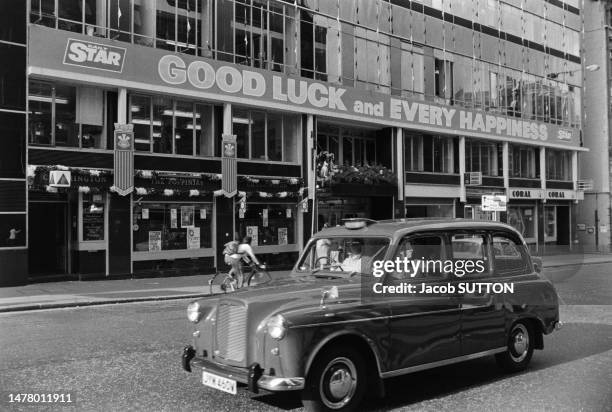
[0,253,610,313]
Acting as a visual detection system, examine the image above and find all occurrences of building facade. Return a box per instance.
[578,0,611,252]
[0,0,585,286]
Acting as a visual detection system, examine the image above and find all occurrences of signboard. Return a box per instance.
[82,200,104,241]
[246,226,258,246]
[148,231,162,251]
[181,206,195,228]
[49,170,71,187]
[508,188,544,199]
[112,123,134,196]
[278,227,288,245]
[28,25,581,150]
[63,38,126,73]
[481,195,508,212]
[545,189,577,200]
[187,227,200,249]
[221,134,237,197]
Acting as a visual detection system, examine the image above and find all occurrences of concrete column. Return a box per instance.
[140,0,156,45]
[223,103,232,134]
[572,150,578,191]
[540,147,546,199]
[306,115,315,200]
[502,141,509,191]
[396,128,404,200]
[459,136,466,202]
[96,0,107,36]
[200,0,212,56]
[117,88,127,124]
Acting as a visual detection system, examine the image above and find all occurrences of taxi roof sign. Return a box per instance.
[342,218,377,229]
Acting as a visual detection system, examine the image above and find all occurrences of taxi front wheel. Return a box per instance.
[496,321,534,372]
[302,347,367,412]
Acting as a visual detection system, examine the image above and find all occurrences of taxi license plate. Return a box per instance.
[202,371,237,395]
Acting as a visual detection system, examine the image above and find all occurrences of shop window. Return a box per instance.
[464,205,495,222]
[29,81,107,149]
[544,206,557,242]
[507,206,537,243]
[404,134,423,172]
[232,107,299,162]
[546,149,572,181]
[132,202,213,252]
[492,234,530,276]
[236,203,297,247]
[418,135,454,173]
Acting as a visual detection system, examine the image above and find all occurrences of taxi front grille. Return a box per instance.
[215,302,247,364]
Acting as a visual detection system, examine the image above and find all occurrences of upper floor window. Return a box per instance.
[509,145,539,179]
[405,133,457,174]
[317,124,377,167]
[546,149,571,181]
[465,140,502,177]
[232,107,300,162]
[434,58,453,104]
[29,80,107,149]
[129,94,215,157]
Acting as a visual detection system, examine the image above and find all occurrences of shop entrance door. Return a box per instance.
[28,202,68,277]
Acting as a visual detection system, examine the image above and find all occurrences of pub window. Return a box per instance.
[133,202,213,252]
[29,80,106,149]
[236,203,297,247]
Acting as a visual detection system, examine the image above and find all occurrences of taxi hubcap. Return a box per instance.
[510,324,529,362]
[320,357,357,409]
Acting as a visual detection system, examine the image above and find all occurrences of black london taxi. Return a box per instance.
[182,218,560,411]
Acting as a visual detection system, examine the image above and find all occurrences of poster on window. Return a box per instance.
[278,227,288,245]
[200,208,207,219]
[181,206,195,228]
[246,226,258,246]
[187,227,200,250]
[170,208,177,228]
[286,208,292,218]
[142,208,149,219]
[148,231,162,251]
[262,208,268,227]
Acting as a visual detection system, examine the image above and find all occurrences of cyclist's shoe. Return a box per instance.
[220,283,227,292]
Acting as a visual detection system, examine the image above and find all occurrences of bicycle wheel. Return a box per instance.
[246,267,272,287]
[209,272,233,294]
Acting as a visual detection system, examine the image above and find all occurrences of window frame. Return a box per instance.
[490,231,532,277]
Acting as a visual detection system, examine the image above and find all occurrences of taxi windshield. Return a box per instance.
[296,236,390,278]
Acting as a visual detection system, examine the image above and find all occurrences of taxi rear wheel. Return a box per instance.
[302,347,366,412]
[496,321,534,372]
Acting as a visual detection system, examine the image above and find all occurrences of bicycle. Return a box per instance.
[208,260,272,295]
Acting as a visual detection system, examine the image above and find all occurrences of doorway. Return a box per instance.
[28,202,68,277]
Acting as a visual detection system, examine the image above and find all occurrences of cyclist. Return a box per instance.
[223,236,262,289]
[236,236,261,285]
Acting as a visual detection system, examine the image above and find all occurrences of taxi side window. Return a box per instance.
[492,233,530,276]
[391,234,445,280]
[450,233,489,277]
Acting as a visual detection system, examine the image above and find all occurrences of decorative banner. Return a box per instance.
[187,227,201,249]
[112,123,134,196]
[181,205,195,228]
[262,208,268,227]
[49,170,71,187]
[246,226,258,246]
[148,231,162,251]
[221,134,237,197]
[278,227,288,245]
[170,208,177,228]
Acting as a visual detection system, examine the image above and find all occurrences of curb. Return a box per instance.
[1,260,610,314]
[0,292,213,314]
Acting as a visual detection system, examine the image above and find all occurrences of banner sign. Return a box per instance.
[221,134,237,197]
[112,123,134,196]
[28,25,581,150]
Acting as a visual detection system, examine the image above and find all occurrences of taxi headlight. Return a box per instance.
[266,314,287,340]
[187,302,202,323]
